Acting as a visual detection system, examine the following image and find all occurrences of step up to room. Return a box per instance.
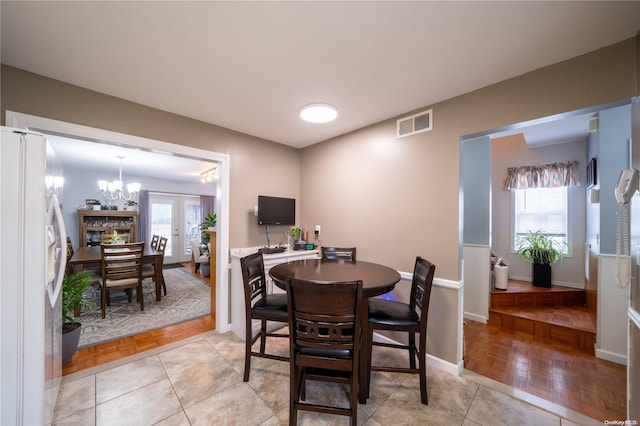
[488,280,595,354]
[489,306,595,354]
[491,280,585,308]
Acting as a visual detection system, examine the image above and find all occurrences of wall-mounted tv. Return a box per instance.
[257,195,295,226]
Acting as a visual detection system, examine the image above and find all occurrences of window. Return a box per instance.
[512,187,569,254]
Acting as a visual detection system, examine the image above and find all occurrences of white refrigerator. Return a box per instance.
[1,127,67,425]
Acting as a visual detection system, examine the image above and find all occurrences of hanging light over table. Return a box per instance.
[98,155,140,201]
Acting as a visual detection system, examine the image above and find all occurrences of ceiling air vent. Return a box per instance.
[397,109,433,139]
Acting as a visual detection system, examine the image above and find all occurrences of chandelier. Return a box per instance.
[98,156,141,201]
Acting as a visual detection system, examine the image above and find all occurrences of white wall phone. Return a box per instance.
[615,168,639,288]
[615,169,639,205]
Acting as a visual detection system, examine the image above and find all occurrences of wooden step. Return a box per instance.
[488,280,595,354]
[491,280,585,308]
[489,306,595,354]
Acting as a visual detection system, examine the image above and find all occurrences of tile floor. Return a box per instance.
[52,330,607,426]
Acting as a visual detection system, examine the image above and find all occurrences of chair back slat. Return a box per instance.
[150,234,160,250]
[411,257,436,327]
[101,243,144,281]
[99,242,145,318]
[157,237,168,254]
[321,246,357,262]
[287,279,362,354]
[240,252,268,308]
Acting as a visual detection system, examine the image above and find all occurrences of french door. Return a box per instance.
[149,194,201,264]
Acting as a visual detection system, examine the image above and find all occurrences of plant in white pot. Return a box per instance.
[515,229,565,288]
[62,270,94,365]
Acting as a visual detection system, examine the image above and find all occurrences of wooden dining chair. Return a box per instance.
[286,277,363,426]
[99,242,145,319]
[65,236,75,277]
[240,251,289,382]
[321,246,357,262]
[150,234,160,250]
[363,256,435,405]
[142,236,168,297]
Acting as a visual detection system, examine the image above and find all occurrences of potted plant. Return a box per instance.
[110,231,125,244]
[62,270,94,365]
[200,212,217,244]
[290,227,302,243]
[515,229,565,288]
[125,200,138,211]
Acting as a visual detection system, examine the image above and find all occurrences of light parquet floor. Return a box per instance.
[464,319,627,422]
[62,263,215,376]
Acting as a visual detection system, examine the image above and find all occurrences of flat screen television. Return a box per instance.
[258,195,295,225]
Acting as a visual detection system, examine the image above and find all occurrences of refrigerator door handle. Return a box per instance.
[46,194,67,308]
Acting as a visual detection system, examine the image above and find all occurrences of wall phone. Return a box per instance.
[615,169,639,288]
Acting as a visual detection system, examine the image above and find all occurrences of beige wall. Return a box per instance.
[300,37,637,282]
[0,65,301,249]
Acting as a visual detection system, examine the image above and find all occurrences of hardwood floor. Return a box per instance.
[464,319,627,422]
[62,262,215,376]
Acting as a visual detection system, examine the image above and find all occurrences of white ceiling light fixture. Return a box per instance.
[300,103,338,123]
[200,166,218,183]
[98,155,141,201]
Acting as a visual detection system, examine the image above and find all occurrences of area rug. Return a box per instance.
[163,263,184,269]
[77,268,210,348]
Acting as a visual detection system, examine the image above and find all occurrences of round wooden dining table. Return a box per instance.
[269,258,401,405]
[269,258,401,297]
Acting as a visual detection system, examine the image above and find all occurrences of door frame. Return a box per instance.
[6,111,231,333]
[148,193,202,264]
[149,194,180,264]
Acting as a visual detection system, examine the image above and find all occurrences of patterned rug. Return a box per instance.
[77,268,210,348]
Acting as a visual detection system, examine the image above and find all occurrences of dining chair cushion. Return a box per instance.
[102,277,139,287]
[250,293,288,321]
[368,298,420,327]
[295,345,352,359]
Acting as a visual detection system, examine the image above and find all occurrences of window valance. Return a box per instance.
[503,161,580,190]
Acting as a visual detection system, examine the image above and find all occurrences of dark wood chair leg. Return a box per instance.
[418,338,428,404]
[409,332,416,369]
[244,324,253,382]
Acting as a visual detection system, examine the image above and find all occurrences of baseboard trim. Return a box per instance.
[372,332,462,376]
[464,312,487,323]
[595,347,627,366]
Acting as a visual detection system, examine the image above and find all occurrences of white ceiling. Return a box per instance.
[45,134,217,184]
[3,1,640,152]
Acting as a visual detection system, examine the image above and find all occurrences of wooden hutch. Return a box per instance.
[78,209,137,247]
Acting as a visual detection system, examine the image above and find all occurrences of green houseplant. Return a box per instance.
[62,270,94,365]
[515,230,565,288]
[200,212,217,244]
[290,227,302,243]
[109,232,126,243]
